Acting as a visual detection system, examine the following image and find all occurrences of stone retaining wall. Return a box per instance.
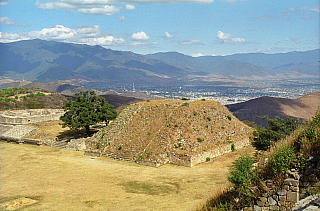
[190,138,250,167]
[244,157,320,211]
[0,109,64,125]
[96,138,251,168]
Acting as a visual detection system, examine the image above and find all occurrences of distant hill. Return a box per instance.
[146,49,319,78]
[226,91,320,127]
[0,39,192,87]
[0,40,318,89]
[87,99,253,167]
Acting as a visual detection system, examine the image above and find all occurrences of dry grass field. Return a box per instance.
[0,141,255,211]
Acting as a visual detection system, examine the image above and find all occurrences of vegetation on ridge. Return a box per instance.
[198,111,320,210]
[0,87,67,110]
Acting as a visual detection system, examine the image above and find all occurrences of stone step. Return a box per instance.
[52,141,68,149]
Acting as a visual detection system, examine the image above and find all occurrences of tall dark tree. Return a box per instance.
[60,91,117,134]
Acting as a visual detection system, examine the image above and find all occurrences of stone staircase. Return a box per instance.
[52,139,69,149]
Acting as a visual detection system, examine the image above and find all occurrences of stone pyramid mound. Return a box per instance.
[87,99,253,167]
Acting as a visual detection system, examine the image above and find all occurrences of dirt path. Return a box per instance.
[0,141,255,211]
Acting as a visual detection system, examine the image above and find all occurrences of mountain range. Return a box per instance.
[0,39,318,88]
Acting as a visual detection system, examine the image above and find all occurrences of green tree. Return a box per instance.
[252,116,299,150]
[60,91,117,134]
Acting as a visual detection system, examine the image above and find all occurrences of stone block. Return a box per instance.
[287,191,299,203]
[243,207,253,211]
[257,197,267,207]
[269,205,279,210]
[284,178,299,186]
[268,197,277,206]
[260,207,269,211]
[279,196,286,201]
[303,182,311,187]
[272,195,278,201]
[278,190,287,196]
[283,185,290,190]
[292,186,299,192]
[253,205,260,211]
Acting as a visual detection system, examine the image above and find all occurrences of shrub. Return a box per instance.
[267,145,295,181]
[197,138,204,142]
[181,101,189,106]
[227,115,232,121]
[228,153,254,189]
[252,116,299,151]
[206,157,211,162]
[231,143,235,152]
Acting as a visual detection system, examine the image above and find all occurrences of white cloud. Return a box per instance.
[216,31,245,43]
[118,16,125,22]
[300,4,320,13]
[0,16,29,27]
[0,0,14,6]
[0,25,126,47]
[285,38,301,43]
[35,0,121,15]
[125,4,135,10]
[179,39,204,45]
[77,5,121,15]
[35,0,215,15]
[131,31,150,41]
[0,32,29,42]
[191,53,203,57]
[165,32,174,39]
[130,42,158,49]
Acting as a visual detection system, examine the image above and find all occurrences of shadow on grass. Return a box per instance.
[56,127,100,140]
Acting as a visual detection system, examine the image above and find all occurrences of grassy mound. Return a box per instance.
[87,99,253,166]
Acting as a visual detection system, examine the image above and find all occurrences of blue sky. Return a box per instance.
[0,0,319,56]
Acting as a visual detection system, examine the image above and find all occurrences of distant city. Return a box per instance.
[87,78,319,105]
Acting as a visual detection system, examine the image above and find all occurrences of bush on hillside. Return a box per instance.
[266,145,295,182]
[199,111,320,211]
[228,153,254,189]
[252,116,299,150]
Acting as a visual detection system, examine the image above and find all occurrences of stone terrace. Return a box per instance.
[0,109,64,125]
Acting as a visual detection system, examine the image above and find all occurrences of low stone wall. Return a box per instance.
[244,157,320,211]
[168,153,193,167]
[190,137,251,167]
[0,124,37,139]
[254,178,299,210]
[0,109,64,125]
[98,138,251,168]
